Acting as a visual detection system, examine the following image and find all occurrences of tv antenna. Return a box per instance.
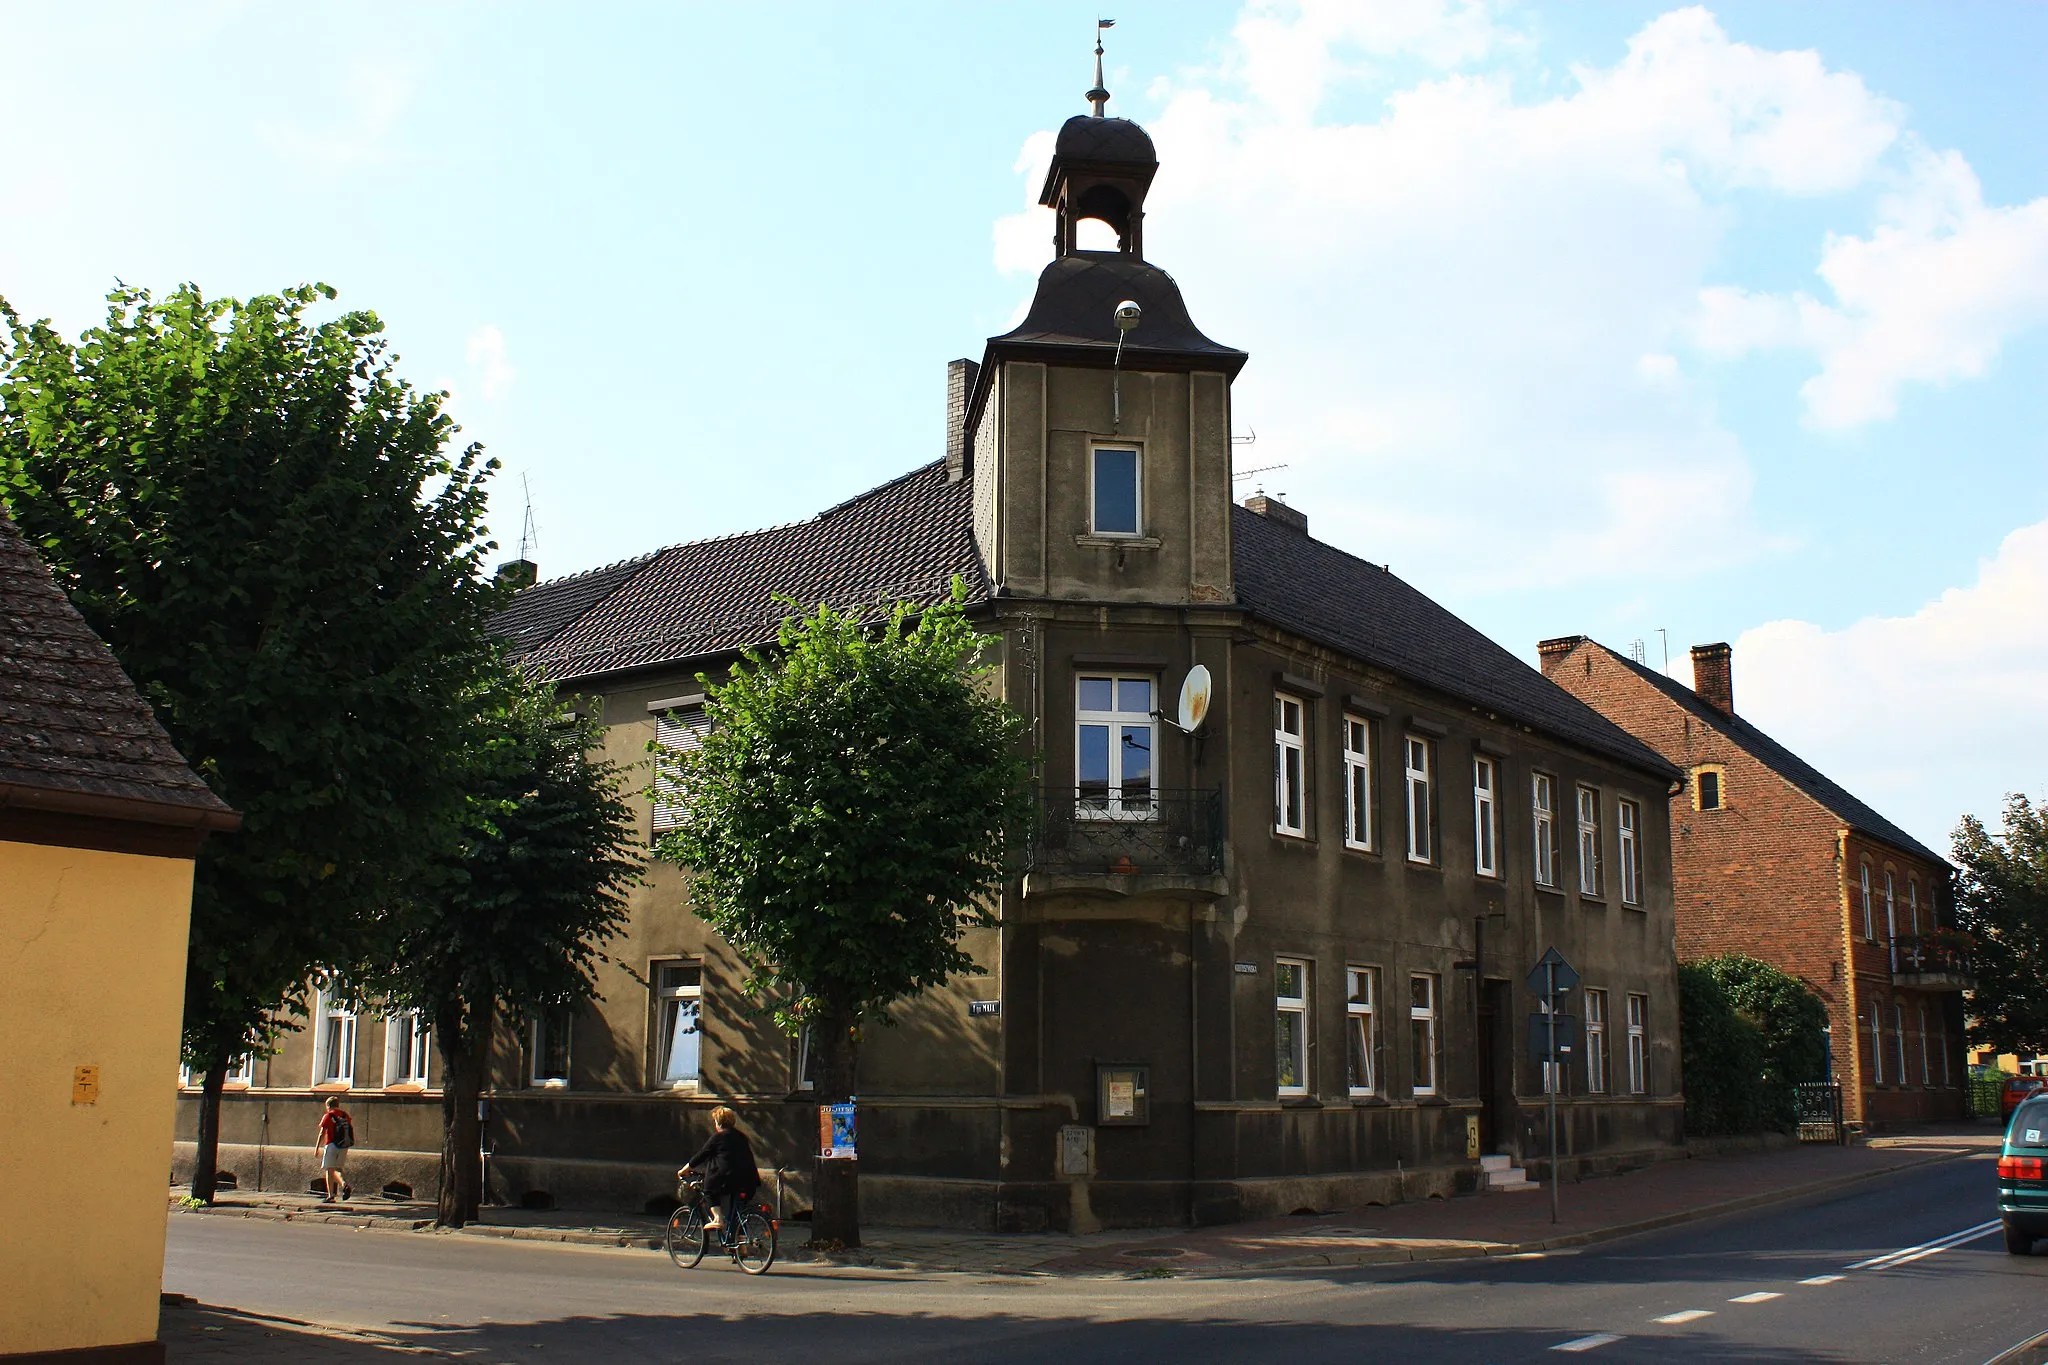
[518,473,538,564]
[1629,639,1646,665]
[1232,462,1289,483]
[1231,428,1257,446]
[1657,628,1670,675]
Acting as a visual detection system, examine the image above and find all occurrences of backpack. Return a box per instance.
[329,1113,355,1149]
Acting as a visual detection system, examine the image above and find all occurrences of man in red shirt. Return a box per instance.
[314,1095,354,1202]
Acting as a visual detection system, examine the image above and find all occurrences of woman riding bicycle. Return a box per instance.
[678,1106,761,1239]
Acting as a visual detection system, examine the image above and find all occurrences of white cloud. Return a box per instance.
[466,325,516,402]
[1733,515,2048,852]
[995,6,1896,590]
[1693,146,2048,427]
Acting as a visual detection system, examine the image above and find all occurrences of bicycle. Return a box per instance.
[665,1176,777,1275]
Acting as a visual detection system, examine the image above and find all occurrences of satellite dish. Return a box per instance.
[1176,664,1213,734]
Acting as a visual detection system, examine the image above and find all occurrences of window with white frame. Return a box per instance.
[1577,786,1603,897]
[225,1054,256,1087]
[1937,1009,1951,1086]
[1884,871,1897,940]
[1091,445,1141,536]
[1077,674,1155,816]
[655,963,702,1088]
[1618,798,1643,905]
[1404,737,1434,864]
[1867,1001,1883,1085]
[1626,992,1648,1094]
[1892,1001,1907,1082]
[1533,773,1559,888]
[1275,959,1310,1097]
[1860,862,1874,939]
[1584,989,1609,1094]
[652,707,711,833]
[384,1011,432,1088]
[1909,880,1921,936]
[1473,756,1499,877]
[530,1008,573,1087]
[1917,1002,1931,1085]
[1342,716,1374,851]
[1274,695,1307,837]
[1345,966,1378,1096]
[1411,973,1441,1096]
[313,992,356,1087]
[795,1023,817,1091]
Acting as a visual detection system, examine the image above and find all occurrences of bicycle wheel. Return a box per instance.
[732,1208,777,1275]
[664,1204,708,1268]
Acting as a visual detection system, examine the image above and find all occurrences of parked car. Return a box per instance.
[2001,1095,2048,1256]
[2004,1074,2047,1119]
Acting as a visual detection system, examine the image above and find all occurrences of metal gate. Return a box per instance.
[1795,1082,1846,1144]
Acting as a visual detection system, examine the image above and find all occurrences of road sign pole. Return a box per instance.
[1546,960,1560,1225]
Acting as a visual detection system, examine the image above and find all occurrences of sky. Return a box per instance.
[2,1,2043,855]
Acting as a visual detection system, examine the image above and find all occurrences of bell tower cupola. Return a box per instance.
[1043,31,1158,259]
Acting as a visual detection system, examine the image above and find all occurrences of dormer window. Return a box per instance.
[1092,445,1141,535]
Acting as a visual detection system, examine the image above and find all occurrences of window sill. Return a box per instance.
[530,1078,569,1091]
[1271,830,1314,847]
[1535,883,1566,897]
[1341,844,1381,862]
[1404,860,1443,875]
[382,1083,428,1095]
[1414,1093,1450,1106]
[312,1082,352,1093]
[1348,1094,1389,1107]
[1277,1095,1323,1108]
[1074,533,1162,551]
[1578,895,1607,907]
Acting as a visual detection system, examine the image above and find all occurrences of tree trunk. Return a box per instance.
[189,1058,228,1205]
[436,1003,486,1227]
[809,1003,861,1249]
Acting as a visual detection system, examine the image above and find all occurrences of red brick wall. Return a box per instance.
[1540,640,1872,1120]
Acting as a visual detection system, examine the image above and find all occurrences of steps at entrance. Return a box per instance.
[1479,1153,1539,1192]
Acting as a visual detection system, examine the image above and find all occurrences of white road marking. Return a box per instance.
[1654,1310,1714,1324]
[1729,1291,1782,1304]
[1799,1275,1844,1285]
[1847,1221,2001,1272]
[1552,1334,1623,1352]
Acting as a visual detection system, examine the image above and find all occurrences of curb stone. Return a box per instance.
[173,1143,1974,1280]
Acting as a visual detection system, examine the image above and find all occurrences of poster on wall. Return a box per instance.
[819,1101,856,1159]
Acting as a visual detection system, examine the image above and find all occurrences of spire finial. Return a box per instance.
[1087,18,1114,116]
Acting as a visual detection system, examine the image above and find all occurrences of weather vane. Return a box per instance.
[1088,18,1114,116]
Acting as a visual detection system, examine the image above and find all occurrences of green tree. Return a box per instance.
[1698,954,1831,1132]
[654,590,1033,1248]
[1677,962,1768,1136]
[0,283,502,1202]
[347,664,641,1226]
[1955,795,2048,1057]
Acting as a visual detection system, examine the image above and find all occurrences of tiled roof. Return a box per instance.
[1604,646,1947,866]
[503,462,988,683]
[0,508,237,826]
[1231,507,1678,779]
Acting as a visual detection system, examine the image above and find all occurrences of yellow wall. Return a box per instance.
[0,837,194,1355]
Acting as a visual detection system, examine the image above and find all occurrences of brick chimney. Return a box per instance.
[1244,492,1307,535]
[1691,642,1733,715]
[495,559,538,591]
[944,358,979,483]
[1537,635,1586,680]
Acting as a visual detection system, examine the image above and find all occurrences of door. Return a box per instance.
[1476,979,1516,1152]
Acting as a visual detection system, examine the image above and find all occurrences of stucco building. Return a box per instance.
[180,89,1686,1230]
[1,508,238,1363]
[1538,636,1967,1128]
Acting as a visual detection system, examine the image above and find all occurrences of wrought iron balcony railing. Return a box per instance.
[1890,933,1974,987]
[1030,787,1225,879]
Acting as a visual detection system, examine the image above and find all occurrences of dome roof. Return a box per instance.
[1052,115,1156,168]
[986,251,1245,376]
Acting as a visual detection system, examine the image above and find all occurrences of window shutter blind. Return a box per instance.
[651,709,710,832]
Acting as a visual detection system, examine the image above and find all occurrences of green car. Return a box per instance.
[2002,1095,2048,1255]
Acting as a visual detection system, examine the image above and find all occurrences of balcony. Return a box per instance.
[1890,933,1975,990]
[1024,787,1228,901]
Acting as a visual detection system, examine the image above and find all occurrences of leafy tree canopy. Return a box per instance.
[1679,956,1828,1136]
[0,281,502,1077]
[345,661,641,1226]
[1955,795,2048,1057]
[654,588,1033,1030]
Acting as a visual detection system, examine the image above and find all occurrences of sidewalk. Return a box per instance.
[170,1123,1995,1280]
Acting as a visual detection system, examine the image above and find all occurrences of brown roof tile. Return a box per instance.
[0,508,237,827]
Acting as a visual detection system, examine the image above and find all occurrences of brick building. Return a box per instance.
[1538,637,1967,1127]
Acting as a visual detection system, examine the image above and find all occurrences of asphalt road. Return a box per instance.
[165,1152,2048,1364]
